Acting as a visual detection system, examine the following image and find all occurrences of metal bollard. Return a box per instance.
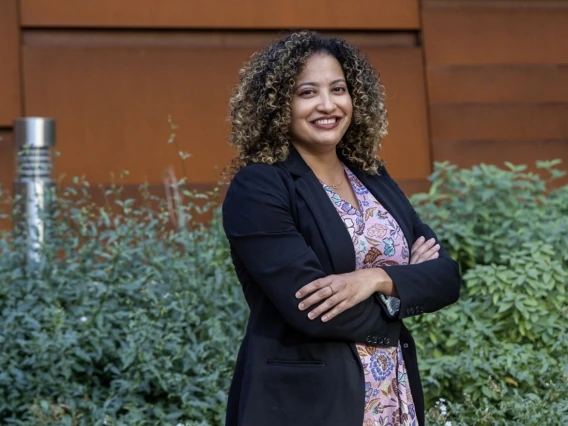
[13,117,56,270]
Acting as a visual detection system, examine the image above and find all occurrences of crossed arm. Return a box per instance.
[295,237,442,322]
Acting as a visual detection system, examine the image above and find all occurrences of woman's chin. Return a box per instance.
[309,136,343,148]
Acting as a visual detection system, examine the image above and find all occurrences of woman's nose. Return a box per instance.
[317,93,335,113]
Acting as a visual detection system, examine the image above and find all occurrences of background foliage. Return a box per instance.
[407,160,568,425]
[0,180,246,426]
[0,160,566,425]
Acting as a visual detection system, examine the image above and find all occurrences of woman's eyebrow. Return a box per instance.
[296,78,346,89]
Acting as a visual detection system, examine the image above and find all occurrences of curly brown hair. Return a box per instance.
[226,30,388,177]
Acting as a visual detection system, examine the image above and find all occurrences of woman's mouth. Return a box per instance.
[310,117,341,129]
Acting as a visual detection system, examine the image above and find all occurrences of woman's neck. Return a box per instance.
[293,144,344,182]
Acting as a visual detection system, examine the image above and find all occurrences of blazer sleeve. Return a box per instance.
[379,169,462,320]
[223,164,398,343]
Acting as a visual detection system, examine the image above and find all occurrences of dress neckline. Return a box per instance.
[318,164,364,216]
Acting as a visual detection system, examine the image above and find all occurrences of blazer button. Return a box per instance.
[408,307,415,315]
[365,335,378,345]
[385,337,391,345]
[403,343,409,349]
[378,337,384,345]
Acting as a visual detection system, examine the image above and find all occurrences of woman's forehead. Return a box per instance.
[296,54,345,83]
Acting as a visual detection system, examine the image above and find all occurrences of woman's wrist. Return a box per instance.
[369,268,397,297]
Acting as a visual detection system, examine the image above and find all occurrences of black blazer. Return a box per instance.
[222,148,461,426]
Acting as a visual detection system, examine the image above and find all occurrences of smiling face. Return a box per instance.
[289,53,353,154]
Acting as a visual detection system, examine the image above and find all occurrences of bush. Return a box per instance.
[0,181,247,425]
[0,160,566,425]
[408,161,568,425]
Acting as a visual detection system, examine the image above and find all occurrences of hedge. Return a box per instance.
[0,160,566,425]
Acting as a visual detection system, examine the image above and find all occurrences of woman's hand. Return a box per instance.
[295,268,391,322]
[410,236,440,264]
[296,236,441,322]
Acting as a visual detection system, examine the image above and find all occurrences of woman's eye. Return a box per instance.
[300,89,315,96]
[332,86,347,93]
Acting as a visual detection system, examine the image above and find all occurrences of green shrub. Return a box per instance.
[0,181,247,425]
[412,160,568,271]
[408,161,568,425]
[0,160,566,425]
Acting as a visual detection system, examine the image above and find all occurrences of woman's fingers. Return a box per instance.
[305,293,343,320]
[295,276,333,299]
[297,275,354,319]
[419,244,440,262]
[411,237,434,258]
[298,269,386,321]
[321,299,351,322]
[410,237,439,264]
[297,284,335,312]
[412,236,436,251]
[411,236,426,251]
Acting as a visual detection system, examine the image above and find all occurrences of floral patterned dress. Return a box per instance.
[320,165,418,426]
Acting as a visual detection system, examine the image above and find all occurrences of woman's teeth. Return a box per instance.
[314,118,337,125]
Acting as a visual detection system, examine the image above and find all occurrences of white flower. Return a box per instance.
[80,316,88,323]
[435,398,448,416]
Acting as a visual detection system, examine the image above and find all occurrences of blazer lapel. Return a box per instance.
[283,149,356,275]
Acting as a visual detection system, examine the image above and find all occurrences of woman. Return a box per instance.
[222,31,461,426]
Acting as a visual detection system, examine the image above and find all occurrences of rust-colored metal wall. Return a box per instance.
[21,31,429,191]
[0,0,21,196]
[19,0,421,29]
[422,0,568,168]
[8,0,431,197]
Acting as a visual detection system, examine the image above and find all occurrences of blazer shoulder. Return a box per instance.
[224,163,293,205]
[230,162,289,183]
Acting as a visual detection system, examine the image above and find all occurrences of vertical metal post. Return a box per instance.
[13,117,56,270]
